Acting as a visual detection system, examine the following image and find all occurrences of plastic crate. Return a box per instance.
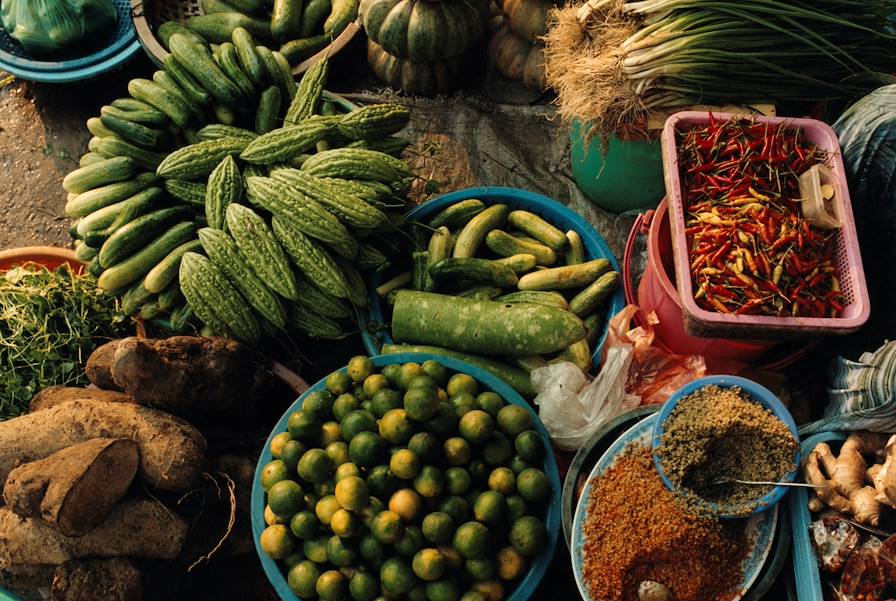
[661,111,870,339]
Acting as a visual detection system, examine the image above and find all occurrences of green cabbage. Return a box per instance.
[1,0,117,55]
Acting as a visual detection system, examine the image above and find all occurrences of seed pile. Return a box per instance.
[582,447,748,601]
[657,385,798,515]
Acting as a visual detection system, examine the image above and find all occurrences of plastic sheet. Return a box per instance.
[1,0,117,55]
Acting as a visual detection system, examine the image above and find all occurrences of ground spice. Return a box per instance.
[657,385,799,515]
[582,447,749,601]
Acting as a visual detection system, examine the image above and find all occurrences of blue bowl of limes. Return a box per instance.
[251,353,561,601]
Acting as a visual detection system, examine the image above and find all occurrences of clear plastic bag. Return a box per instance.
[1,0,117,55]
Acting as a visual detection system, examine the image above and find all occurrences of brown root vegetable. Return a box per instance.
[85,340,122,390]
[29,386,135,413]
[0,497,187,566]
[0,400,206,493]
[3,438,139,537]
[52,558,143,601]
[108,336,274,416]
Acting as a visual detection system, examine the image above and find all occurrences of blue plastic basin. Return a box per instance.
[251,353,562,601]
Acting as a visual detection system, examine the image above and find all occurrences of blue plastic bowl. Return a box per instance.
[651,375,800,519]
[251,353,562,601]
[362,186,626,367]
[0,589,19,601]
[0,1,140,82]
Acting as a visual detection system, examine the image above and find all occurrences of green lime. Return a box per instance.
[320,421,343,446]
[335,476,369,511]
[458,411,494,445]
[394,524,425,557]
[332,509,361,539]
[408,374,438,391]
[288,560,321,598]
[315,479,337,497]
[443,438,472,466]
[453,521,490,560]
[335,462,361,482]
[361,400,375,414]
[496,405,533,437]
[347,356,375,383]
[315,494,341,525]
[349,570,379,601]
[389,488,423,522]
[422,360,449,386]
[390,449,422,480]
[317,569,348,601]
[506,495,528,522]
[426,578,460,601]
[517,468,550,505]
[444,467,471,495]
[326,371,353,396]
[404,386,440,421]
[474,392,504,418]
[280,440,307,472]
[363,373,390,398]
[333,393,361,422]
[298,449,333,484]
[367,464,400,499]
[496,546,527,581]
[303,390,335,420]
[488,467,516,495]
[326,534,357,566]
[470,581,504,601]
[265,505,288,526]
[447,374,478,398]
[449,393,476,418]
[413,548,447,581]
[408,432,441,463]
[270,432,292,458]
[290,510,320,539]
[467,459,489,486]
[408,585,428,601]
[303,535,329,563]
[422,512,454,544]
[514,430,544,463]
[268,480,305,516]
[371,388,403,417]
[438,496,470,525]
[380,557,416,595]
[459,593,486,601]
[360,496,386,525]
[413,466,445,498]
[438,545,463,569]
[288,410,321,442]
[380,408,414,445]
[371,510,404,544]
[381,364,402,386]
[260,460,289,491]
[464,558,495,582]
[482,432,513,466]
[509,516,546,557]
[359,533,385,563]
[259,524,295,559]
[397,363,425,390]
[425,403,457,438]
[509,455,532,475]
[473,491,506,526]
[341,410,378,442]
[325,441,350,467]
[283,550,305,568]
[349,431,389,467]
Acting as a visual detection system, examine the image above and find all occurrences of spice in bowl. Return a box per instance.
[656,385,798,516]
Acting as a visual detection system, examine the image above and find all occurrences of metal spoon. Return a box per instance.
[710,478,828,489]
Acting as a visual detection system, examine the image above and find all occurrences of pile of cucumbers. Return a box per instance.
[66,42,415,343]
[159,0,358,66]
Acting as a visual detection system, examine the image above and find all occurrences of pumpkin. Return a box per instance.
[367,39,472,96]
[360,0,490,61]
[487,24,546,91]
[502,0,552,42]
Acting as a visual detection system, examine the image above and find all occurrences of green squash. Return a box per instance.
[367,39,473,96]
[360,0,489,61]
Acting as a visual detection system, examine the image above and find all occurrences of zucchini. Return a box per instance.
[164,179,207,208]
[168,34,242,109]
[424,226,451,292]
[497,290,569,310]
[232,27,267,87]
[86,117,115,138]
[180,13,272,44]
[127,78,192,129]
[162,54,212,107]
[568,271,620,317]
[100,104,169,128]
[453,204,508,258]
[391,291,585,356]
[565,230,585,265]
[457,286,503,300]
[65,173,158,218]
[99,113,165,149]
[205,155,243,230]
[255,86,282,134]
[226,204,300,301]
[272,0,304,42]
[99,206,193,268]
[485,230,557,266]
[270,215,349,299]
[144,239,204,294]
[91,136,167,171]
[196,124,258,141]
[517,259,612,291]
[429,257,518,288]
[98,222,196,292]
[507,210,568,251]
[62,157,137,194]
[493,253,537,274]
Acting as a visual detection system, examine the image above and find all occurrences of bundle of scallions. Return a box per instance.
[0,263,125,419]
[544,0,896,137]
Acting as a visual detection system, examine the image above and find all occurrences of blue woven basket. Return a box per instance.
[0,1,140,82]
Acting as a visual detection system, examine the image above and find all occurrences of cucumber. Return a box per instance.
[152,70,205,123]
[62,157,137,194]
[496,290,569,310]
[583,313,602,347]
[456,286,503,300]
[77,187,165,239]
[272,0,304,42]
[412,251,429,292]
[99,113,165,149]
[517,259,612,291]
[453,204,508,258]
[79,152,107,167]
[255,86,282,134]
[568,271,620,317]
[515,355,548,372]
[181,13,272,44]
[429,258,519,288]
[391,290,585,356]
[271,51,296,103]
[200,0,242,13]
[127,79,193,129]
[492,253,537,274]
[424,226,451,292]
[255,45,295,105]
[232,28,267,87]
[507,210,568,251]
[279,36,329,65]
[144,239,204,294]
[550,338,591,370]
[91,136,167,171]
[121,281,155,316]
[324,0,358,35]
[99,206,193,268]
[162,54,212,107]
[168,34,242,109]
[158,21,207,49]
[217,42,256,100]
[485,230,557,266]
[98,222,197,292]
[298,0,331,37]
[86,117,115,138]
[65,174,158,217]
[565,230,585,265]
[75,243,98,262]
[100,104,169,128]
[158,284,184,312]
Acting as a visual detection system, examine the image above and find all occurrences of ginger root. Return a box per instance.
[871,434,896,508]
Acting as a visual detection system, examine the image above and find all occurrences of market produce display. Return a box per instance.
[1,0,117,54]
[487,0,550,91]
[257,355,553,601]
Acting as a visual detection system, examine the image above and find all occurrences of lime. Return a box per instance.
[268,480,305,516]
[259,524,295,559]
[413,466,445,498]
[363,373,390,398]
[288,410,321,442]
[474,392,504,418]
[408,585,428,601]
[394,525,425,557]
[413,548,446,581]
[317,569,348,601]
[360,496,386,526]
[482,433,513,466]
[342,410,378,442]
[288,560,321,598]
[487,468,516,495]
[390,449,422,480]
[464,558,495,582]
[380,408,414,445]
[425,403,457,438]
[325,441,350,467]
[331,508,360,538]
[283,550,305,568]
[458,411,494,445]
[397,363,425,390]
[280,440,307,472]
[347,356,375,383]
[389,488,423,521]
[467,460,489,486]
[349,431,389,467]
[290,510,320,539]
[265,504,288,526]
[404,387,440,421]
[517,468,550,505]
[302,390,335,420]
[408,432,441,463]
[320,421,343,446]
[305,491,320,509]
[426,578,460,601]
[371,388,403,417]
[326,371,353,396]
[359,533,385,563]
[473,491,506,526]
[335,476,369,511]
[443,438,472,466]
[447,374,478,397]
[315,479,337,497]
[459,593,486,601]
[335,462,361,482]
[408,374,438,391]
[422,360,449,386]
[509,516,546,556]
[509,455,532,475]
[356,387,370,404]
[496,405,533,437]
[367,464,400,498]
[380,557,416,595]
[453,521,490,559]
[371,510,404,544]
[438,496,470,525]
[438,545,463,569]
[445,467,472,495]
[270,432,292,458]
[349,570,379,601]
[381,363,402,386]
[422,511,454,544]
[326,534,357,566]
[261,460,289,491]
[449,393,476,418]
[315,494,341,525]
[514,430,544,463]
[470,580,504,601]
[333,393,361,422]
[437,388,449,403]
[298,449,333,484]
[496,546,527,580]
[506,495,528,522]
[362,400,375,414]
[303,535,329,563]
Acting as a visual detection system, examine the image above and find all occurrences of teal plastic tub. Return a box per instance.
[251,353,562,601]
